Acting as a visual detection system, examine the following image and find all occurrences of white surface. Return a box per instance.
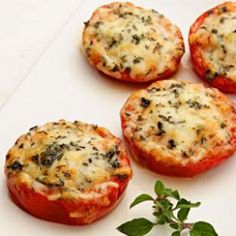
[0,0,235,235]
[0,0,83,108]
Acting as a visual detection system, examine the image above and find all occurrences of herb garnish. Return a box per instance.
[39,141,86,167]
[205,70,218,82]
[221,44,227,54]
[156,121,165,136]
[106,146,120,169]
[186,100,203,110]
[171,83,183,89]
[118,12,133,18]
[153,42,162,53]
[29,125,38,131]
[220,123,226,128]
[221,6,227,13]
[167,139,176,149]
[94,21,104,29]
[211,29,218,34]
[7,160,23,171]
[31,155,39,164]
[158,114,174,124]
[108,38,118,49]
[115,174,128,180]
[141,15,152,25]
[112,64,120,72]
[220,17,226,24]
[141,98,151,108]
[40,143,64,167]
[83,20,89,27]
[133,57,143,64]
[117,180,218,236]
[106,146,118,159]
[132,34,140,44]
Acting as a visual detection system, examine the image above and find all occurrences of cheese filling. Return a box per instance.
[6,121,130,199]
[83,2,184,80]
[123,80,233,165]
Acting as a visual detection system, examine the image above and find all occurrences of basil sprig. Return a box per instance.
[117,180,218,236]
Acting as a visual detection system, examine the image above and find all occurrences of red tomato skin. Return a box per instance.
[7,176,130,225]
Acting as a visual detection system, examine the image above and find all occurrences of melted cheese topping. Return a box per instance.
[5,120,131,200]
[83,2,184,81]
[121,80,236,166]
[189,2,236,81]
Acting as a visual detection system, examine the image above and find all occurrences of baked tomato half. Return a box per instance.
[5,120,132,225]
[189,1,236,93]
[82,2,184,83]
[120,80,236,177]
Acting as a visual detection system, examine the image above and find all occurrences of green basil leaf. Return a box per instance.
[154,199,173,224]
[172,231,181,236]
[170,190,180,200]
[117,218,154,236]
[169,223,180,230]
[190,221,218,236]
[177,198,201,209]
[162,188,180,200]
[177,208,190,221]
[154,180,165,196]
[130,194,153,208]
[154,211,170,225]
[158,199,173,210]
[190,231,201,236]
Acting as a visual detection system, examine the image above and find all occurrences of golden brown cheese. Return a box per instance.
[82,2,184,82]
[5,120,131,200]
[121,80,236,166]
[189,2,236,82]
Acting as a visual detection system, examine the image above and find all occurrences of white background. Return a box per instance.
[0,0,235,235]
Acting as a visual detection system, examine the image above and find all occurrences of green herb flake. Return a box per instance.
[132,34,140,44]
[156,121,165,136]
[221,6,227,13]
[220,17,226,24]
[153,42,162,53]
[133,57,143,64]
[221,123,226,128]
[112,64,119,72]
[140,97,151,108]
[211,29,218,34]
[94,21,104,29]
[187,100,203,110]
[83,20,89,27]
[7,161,23,171]
[167,139,176,149]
